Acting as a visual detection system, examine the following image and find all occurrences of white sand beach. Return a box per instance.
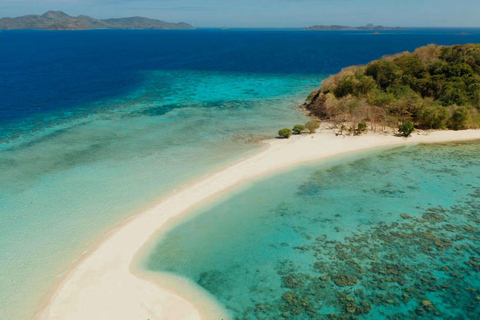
[36,128,480,320]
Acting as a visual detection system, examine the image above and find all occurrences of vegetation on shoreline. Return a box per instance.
[278,128,293,138]
[304,44,480,132]
[278,121,320,138]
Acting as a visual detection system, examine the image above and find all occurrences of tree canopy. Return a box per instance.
[305,44,480,130]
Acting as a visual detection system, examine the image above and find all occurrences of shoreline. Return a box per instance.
[36,128,480,320]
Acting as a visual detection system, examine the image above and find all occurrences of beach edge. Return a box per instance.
[35,129,480,320]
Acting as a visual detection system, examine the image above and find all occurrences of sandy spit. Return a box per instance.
[36,129,480,320]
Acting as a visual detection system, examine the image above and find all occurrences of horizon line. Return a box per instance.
[2,11,480,29]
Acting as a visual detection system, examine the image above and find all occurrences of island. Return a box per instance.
[305,23,404,31]
[301,44,480,135]
[0,11,194,30]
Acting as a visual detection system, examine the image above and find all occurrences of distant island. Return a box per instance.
[305,24,404,31]
[0,11,194,30]
[303,44,480,133]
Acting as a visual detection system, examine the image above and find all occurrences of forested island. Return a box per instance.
[0,11,194,30]
[305,24,404,31]
[303,44,480,133]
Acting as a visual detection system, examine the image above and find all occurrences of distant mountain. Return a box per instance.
[305,24,404,31]
[0,11,194,30]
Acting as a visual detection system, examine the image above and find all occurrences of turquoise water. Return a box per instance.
[4,28,480,319]
[0,70,320,319]
[146,141,480,319]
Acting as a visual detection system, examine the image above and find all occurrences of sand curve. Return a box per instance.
[36,129,480,320]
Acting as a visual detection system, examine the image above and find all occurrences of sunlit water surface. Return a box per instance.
[0,70,317,319]
[147,141,480,319]
[3,29,480,319]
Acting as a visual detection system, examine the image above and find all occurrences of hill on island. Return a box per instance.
[305,24,404,31]
[304,44,480,130]
[0,11,194,30]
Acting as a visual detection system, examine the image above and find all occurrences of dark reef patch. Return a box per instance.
[147,141,480,320]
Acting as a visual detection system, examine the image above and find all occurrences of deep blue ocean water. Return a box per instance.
[1,28,480,319]
[3,28,480,138]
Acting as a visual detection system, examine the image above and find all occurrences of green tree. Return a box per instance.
[357,122,367,133]
[305,121,320,133]
[398,120,415,137]
[448,107,471,130]
[440,84,470,106]
[417,104,449,129]
[278,128,292,138]
[393,54,425,78]
[365,60,401,89]
[367,89,396,107]
[334,74,355,98]
[355,75,377,96]
[292,124,306,134]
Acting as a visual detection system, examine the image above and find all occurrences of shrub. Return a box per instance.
[471,111,480,128]
[292,124,306,134]
[448,107,470,130]
[417,104,449,129]
[305,121,320,133]
[278,128,292,139]
[348,126,355,135]
[357,122,367,133]
[398,120,415,137]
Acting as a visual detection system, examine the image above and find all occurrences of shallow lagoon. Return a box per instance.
[0,70,317,319]
[146,141,480,319]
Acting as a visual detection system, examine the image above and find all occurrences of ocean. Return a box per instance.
[1,28,480,319]
[146,141,480,319]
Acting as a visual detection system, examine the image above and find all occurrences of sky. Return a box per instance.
[2,0,480,28]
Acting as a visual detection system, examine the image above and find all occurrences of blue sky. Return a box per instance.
[2,0,480,28]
